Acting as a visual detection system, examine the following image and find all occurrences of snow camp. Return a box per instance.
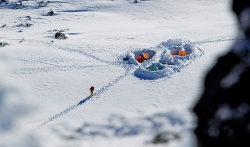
[122,39,203,80]
[0,0,239,146]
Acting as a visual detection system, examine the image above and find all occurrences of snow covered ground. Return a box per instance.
[0,0,237,146]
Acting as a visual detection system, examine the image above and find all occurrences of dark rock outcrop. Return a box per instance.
[1,0,8,3]
[55,32,67,39]
[152,132,180,144]
[0,42,9,47]
[193,1,250,147]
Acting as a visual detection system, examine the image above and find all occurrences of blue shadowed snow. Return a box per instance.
[78,96,91,105]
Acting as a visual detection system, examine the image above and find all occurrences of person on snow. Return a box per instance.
[90,86,94,96]
[160,50,173,65]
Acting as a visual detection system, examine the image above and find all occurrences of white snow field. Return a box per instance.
[0,0,237,146]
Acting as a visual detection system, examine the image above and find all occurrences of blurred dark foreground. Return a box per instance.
[193,0,250,147]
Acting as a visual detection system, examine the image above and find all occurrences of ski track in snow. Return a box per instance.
[16,64,114,74]
[191,38,238,45]
[15,39,122,74]
[14,38,131,126]
[23,39,118,65]
[29,60,61,68]
[41,68,132,126]
[55,46,117,65]
[22,38,132,125]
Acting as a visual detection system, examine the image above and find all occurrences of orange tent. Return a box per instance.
[179,51,186,56]
[142,53,150,60]
[136,56,144,63]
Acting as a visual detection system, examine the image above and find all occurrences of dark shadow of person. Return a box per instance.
[193,0,250,147]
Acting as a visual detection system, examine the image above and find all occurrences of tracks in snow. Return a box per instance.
[41,68,132,126]
[17,64,114,74]
[17,39,122,74]
[53,46,117,65]
[191,38,237,45]
[18,39,132,126]
[25,39,118,65]
[28,37,236,126]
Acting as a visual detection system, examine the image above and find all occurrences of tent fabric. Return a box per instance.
[171,51,187,56]
[142,53,150,60]
[179,51,186,56]
[171,52,179,56]
[136,56,144,63]
[134,49,156,61]
[147,64,159,71]
[136,53,149,63]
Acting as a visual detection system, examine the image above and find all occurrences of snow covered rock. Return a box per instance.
[0,42,8,47]
[55,32,67,39]
[1,0,8,3]
[123,52,139,65]
[159,50,173,65]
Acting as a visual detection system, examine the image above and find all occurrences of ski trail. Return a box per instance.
[41,68,132,126]
[62,47,117,65]
[92,68,131,98]
[52,45,119,66]
[191,38,237,44]
[40,96,91,126]
[35,60,61,67]
[45,41,118,65]
[21,39,119,65]
[16,64,113,74]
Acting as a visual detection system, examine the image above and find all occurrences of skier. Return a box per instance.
[90,86,94,96]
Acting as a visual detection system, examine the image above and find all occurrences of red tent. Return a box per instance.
[136,56,144,63]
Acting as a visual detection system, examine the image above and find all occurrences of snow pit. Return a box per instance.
[158,39,203,65]
[121,39,203,80]
[134,39,203,80]
[134,63,174,80]
[134,49,156,60]
[159,39,195,55]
